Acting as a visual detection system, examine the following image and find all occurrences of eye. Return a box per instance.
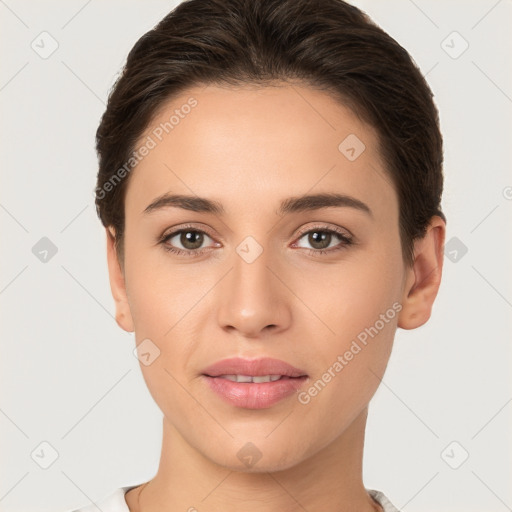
[293,225,353,255]
[159,224,353,258]
[159,225,219,257]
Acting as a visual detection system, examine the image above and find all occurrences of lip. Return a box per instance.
[202,357,307,378]
[201,357,309,409]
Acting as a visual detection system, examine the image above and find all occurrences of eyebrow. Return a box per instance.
[143,192,373,218]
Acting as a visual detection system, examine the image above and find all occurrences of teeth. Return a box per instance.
[220,374,282,383]
[253,375,282,383]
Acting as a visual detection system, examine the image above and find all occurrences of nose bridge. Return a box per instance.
[233,241,272,298]
[216,237,290,336]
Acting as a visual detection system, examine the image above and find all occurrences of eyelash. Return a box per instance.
[158,223,354,258]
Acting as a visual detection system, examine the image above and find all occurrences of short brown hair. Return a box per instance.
[95,0,445,268]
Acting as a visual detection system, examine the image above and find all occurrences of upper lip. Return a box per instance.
[202,357,307,378]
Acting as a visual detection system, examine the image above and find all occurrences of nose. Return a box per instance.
[216,244,292,338]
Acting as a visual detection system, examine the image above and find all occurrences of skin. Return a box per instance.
[105,82,446,512]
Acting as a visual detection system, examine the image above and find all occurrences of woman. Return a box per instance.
[68,0,446,510]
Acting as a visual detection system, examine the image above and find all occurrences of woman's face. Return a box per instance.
[111,83,413,471]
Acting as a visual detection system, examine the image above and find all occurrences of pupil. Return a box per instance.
[309,231,330,249]
[182,231,203,249]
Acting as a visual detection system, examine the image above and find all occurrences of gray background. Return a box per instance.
[1,1,511,511]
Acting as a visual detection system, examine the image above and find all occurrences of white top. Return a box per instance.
[64,484,401,511]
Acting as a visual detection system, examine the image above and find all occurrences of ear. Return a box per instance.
[397,216,446,330]
[106,227,134,333]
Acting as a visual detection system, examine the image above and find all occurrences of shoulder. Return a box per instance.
[59,484,140,512]
[367,489,402,512]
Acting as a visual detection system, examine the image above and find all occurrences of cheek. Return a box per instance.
[297,294,399,437]
[123,239,199,336]
[296,239,403,405]
[296,239,403,343]
[123,240,207,384]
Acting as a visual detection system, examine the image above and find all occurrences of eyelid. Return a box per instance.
[294,223,353,241]
[160,222,217,241]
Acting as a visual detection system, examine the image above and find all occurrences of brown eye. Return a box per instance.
[307,231,333,250]
[176,230,205,250]
[161,228,217,256]
[294,227,352,253]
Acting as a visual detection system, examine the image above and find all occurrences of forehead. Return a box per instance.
[125,83,397,221]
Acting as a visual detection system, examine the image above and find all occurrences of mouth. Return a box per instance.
[200,357,308,409]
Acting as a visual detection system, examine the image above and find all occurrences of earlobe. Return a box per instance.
[106,227,135,333]
[397,216,446,330]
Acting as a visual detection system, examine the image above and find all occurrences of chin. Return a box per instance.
[204,439,305,474]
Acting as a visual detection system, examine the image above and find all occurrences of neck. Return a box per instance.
[127,406,381,512]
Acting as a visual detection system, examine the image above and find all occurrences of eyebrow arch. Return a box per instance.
[279,192,372,217]
[143,192,372,218]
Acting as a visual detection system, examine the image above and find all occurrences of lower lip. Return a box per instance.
[202,375,308,409]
